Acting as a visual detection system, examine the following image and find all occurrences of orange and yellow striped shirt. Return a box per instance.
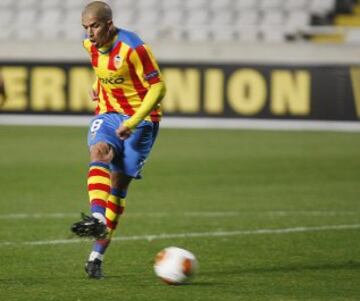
[83,28,163,122]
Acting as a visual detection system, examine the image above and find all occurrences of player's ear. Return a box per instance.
[106,20,114,29]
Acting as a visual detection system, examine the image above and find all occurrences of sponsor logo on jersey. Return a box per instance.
[98,76,125,85]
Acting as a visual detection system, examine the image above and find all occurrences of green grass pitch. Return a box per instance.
[0,125,359,301]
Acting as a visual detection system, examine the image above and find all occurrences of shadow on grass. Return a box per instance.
[105,275,220,286]
[203,260,360,276]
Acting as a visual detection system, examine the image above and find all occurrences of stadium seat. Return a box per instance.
[37,9,63,39]
[0,0,356,44]
[113,10,134,28]
[236,26,260,43]
[0,10,14,40]
[212,10,234,26]
[63,0,84,9]
[235,10,259,26]
[136,26,162,42]
[283,0,309,12]
[136,0,159,10]
[40,0,62,8]
[15,0,37,8]
[285,10,312,32]
[309,0,336,15]
[0,9,13,27]
[234,0,259,10]
[184,0,208,10]
[211,26,236,41]
[210,0,232,11]
[133,11,160,26]
[186,11,210,26]
[258,0,282,11]
[261,27,287,42]
[0,0,12,8]
[161,9,184,26]
[13,10,38,28]
[160,0,183,10]
[185,27,210,42]
[112,0,133,10]
[261,10,285,26]
[62,10,84,41]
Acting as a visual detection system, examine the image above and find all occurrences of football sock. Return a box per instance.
[105,188,126,236]
[89,188,126,262]
[88,240,110,262]
[87,162,111,224]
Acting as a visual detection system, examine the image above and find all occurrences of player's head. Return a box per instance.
[82,1,115,48]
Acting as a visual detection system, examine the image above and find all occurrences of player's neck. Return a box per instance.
[98,28,118,52]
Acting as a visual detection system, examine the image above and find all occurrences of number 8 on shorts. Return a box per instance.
[90,119,104,133]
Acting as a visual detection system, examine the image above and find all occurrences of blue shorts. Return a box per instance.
[87,113,159,178]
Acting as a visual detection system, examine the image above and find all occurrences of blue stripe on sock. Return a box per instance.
[89,161,110,169]
[94,241,108,254]
[111,188,127,198]
[91,205,106,215]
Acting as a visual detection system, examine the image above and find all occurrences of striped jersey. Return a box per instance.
[83,28,163,122]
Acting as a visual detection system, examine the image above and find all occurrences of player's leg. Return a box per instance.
[88,172,131,266]
[71,142,114,239]
[86,121,158,278]
[71,115,120,239]
[106,172,131,236]
[88,142,114,224]
[102,120,159,238]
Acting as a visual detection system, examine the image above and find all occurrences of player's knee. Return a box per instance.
[90,142,114,163]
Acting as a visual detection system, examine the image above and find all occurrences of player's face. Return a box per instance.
[82,14,112,48]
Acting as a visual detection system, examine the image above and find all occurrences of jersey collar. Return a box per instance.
[97,28,120,54]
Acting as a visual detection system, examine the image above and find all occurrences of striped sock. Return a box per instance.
[89,188,126,262]
[105,188,126,237]
[87,162,111,224]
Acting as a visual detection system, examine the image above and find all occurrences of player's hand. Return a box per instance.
[89,89,99,101]
[116,125,132,140]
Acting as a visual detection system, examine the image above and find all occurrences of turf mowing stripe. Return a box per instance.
[0,211,358,220]
[0,224,359,247]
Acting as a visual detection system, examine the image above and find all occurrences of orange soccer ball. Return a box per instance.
[154,247,198,285]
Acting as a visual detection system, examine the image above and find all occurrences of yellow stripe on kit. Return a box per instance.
[88,176,111,186]
[105,196,125,221]
[90,190,110,202]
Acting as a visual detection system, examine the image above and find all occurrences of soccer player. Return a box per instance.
[71,1,166,279]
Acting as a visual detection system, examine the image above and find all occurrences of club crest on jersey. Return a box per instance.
[114,55,122,69]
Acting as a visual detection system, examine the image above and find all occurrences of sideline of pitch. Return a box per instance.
[1,114,360,132]
[0,224,359,247]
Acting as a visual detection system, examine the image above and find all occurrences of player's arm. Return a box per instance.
[122,81,165,128]
[117,82,165,139]
[117,45,166,139]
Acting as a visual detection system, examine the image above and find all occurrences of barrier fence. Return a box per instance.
[1,61,360,121]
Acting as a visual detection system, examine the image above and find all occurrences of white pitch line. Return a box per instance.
[0,224,359,247]
[0,210,358,220]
